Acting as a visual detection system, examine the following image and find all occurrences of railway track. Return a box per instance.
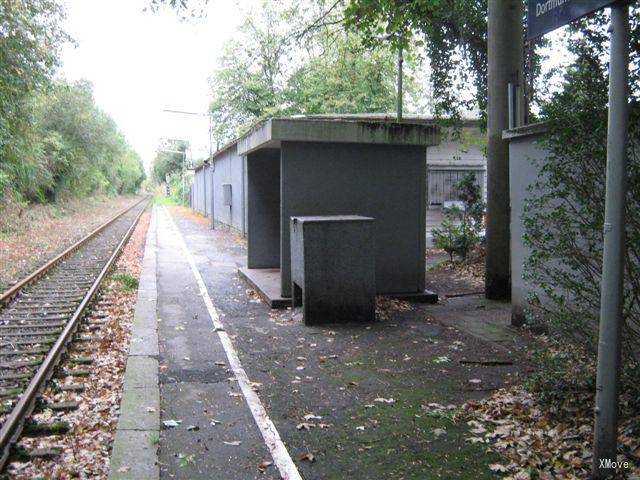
[0,197,149,470]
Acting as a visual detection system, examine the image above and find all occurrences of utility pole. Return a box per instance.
[485,0,523,300]
[593,2,630,477]
[397,45,403,121]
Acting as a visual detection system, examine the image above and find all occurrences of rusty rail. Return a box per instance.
[0,196,148,306]
[0,197,150,470]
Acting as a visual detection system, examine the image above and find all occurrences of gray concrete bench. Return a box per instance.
[290,215,375,325]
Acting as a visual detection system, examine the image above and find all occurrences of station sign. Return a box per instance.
[527,0,618,39]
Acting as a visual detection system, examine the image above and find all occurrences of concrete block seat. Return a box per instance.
[290,215,375,325]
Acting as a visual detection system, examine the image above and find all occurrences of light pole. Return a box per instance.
[593,3,630,476]
[162,108,216,228]
[397,44,403,121]
[486,0,524,301]
[162,109,214,160]
[374,33,404,121]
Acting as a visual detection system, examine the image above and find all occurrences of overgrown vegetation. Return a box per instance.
[432,174,485,261]
[523,7,640,403]
[0,1,145,206]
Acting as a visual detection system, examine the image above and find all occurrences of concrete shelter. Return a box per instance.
[192,115,440,307]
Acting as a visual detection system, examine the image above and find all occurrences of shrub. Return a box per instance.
[522,8,640,402]
[432,173,485,261]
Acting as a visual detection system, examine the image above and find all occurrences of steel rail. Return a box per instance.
[0,198,149,469]
[0,196,148,306]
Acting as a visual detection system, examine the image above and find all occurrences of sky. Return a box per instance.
[60,0,252,173]
[59,0,573,174]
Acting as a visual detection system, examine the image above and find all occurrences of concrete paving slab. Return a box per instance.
[425,296,522,351]
[132,303,158,329]
[390,290,439,303]
[162,205,530,480]
[118,387,160,430]
[160,382,277,480]
[109,430,159,480]
[238,267,291,308]
[123,356,159,390]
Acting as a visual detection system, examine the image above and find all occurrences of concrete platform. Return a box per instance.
[139,205,529,479]
[238,267,438,309]
[109,207,160,480]
[237,267,292,308]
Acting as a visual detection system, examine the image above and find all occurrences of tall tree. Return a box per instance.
[0,0,69,199]
[208,0,425,143]
[151,139,188,185]
[343,0,488,124]
[208,2,295,144]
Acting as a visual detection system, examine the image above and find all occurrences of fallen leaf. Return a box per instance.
[433,428,447,438]
[297,422,315,430]
[489,464,508,473]
[299,453,315,462]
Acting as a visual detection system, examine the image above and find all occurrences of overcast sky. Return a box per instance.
[59,1,572,173]
[60,0,252,172]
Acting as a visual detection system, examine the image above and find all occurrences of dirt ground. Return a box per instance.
[164,206,529,479]
[0,195,142,292]
[425,247,485,298]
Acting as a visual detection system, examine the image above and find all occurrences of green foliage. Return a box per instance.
[151,139,188,185]
[166,171,188,205]
[525,341,596,408]
[432,174,484,261]
[285,31,399,115]
[343,0,548,126]
[343,0,488,123]
[111,273,139,292]
[208,0,425,143]
[36,80,145,200]
[522,7,640,396]
[150,139,188,205]
[0,0,69,156]
[0,3,144,204]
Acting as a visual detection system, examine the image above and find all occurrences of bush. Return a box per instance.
[522,8,640,402]
[526,340,596,408]
[432,173,484,261]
